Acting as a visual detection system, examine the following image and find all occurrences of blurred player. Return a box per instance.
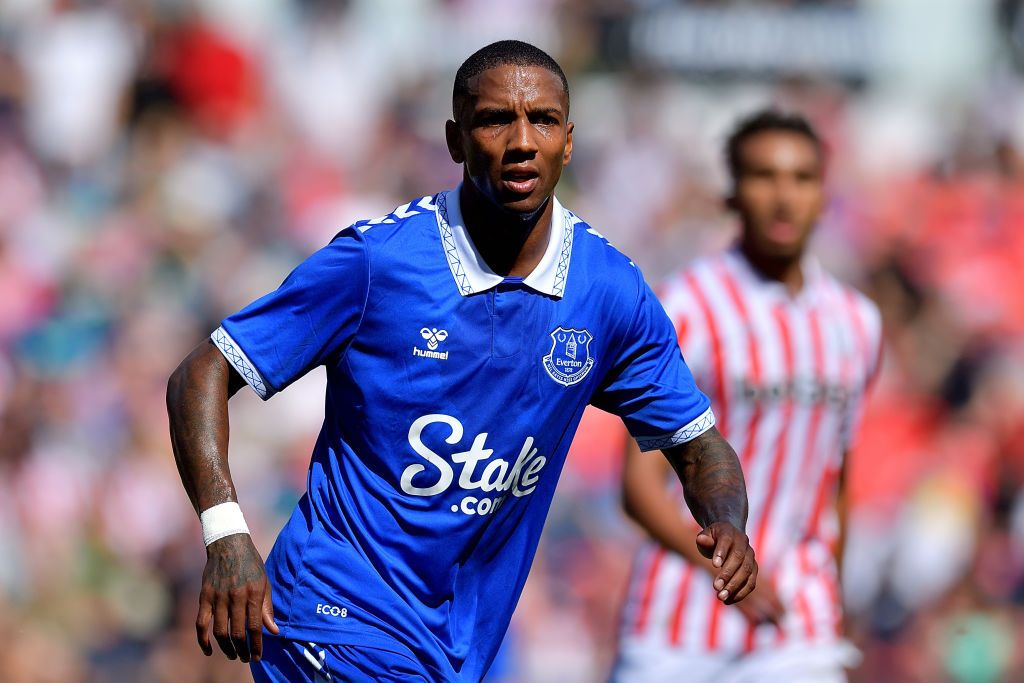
[611,110,882,683]
[167,41,755,682]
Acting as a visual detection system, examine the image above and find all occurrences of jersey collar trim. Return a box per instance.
[435,186,573,298]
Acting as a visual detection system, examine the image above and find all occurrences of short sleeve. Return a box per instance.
[590,277,715,452]
[660,277,712,388]
[211,227,369,399]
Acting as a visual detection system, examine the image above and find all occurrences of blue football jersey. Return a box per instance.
[212,187,715,681]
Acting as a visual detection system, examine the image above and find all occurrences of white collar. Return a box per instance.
[434,185,574,298]
[725,244,826,307]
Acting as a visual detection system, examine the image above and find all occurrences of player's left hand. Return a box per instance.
[696,522,757,605]
[736,577,785,625]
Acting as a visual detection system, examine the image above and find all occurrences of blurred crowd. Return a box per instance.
[1,1,1024,682]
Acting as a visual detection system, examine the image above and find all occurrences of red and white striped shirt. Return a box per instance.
[620,248,881,654]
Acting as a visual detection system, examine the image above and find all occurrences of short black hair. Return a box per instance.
[725,108,825,182]
[452,40,569,119]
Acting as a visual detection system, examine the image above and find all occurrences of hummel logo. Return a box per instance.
[420,327,449,351]
[414,327,450,360]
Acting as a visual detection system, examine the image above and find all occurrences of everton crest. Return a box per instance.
[543,327,596,386]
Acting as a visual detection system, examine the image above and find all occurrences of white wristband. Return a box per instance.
[200,502,250,546]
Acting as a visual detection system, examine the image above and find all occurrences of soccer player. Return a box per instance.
[611,110,882,683]
[166,40,756,682]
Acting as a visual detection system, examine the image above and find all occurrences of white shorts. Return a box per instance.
[609,640,860,683]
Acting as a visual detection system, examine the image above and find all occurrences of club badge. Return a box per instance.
[543,327,595,386]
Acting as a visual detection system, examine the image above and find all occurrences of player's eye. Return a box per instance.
[476,111,514,127]
[743,168,773,181]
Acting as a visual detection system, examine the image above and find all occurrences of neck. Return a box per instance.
[739,240,805,296]
[459,180,553,278]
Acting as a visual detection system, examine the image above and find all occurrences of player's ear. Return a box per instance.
[445,120,465,164]
[562,121,574,167]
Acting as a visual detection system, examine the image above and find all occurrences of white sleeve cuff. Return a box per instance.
[634,407,716,452]
[210,326,272,399]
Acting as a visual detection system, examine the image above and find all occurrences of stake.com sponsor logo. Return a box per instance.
[399,414,549,516]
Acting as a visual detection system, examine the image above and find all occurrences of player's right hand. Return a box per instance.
[197,534,279,663]
[735,578,785,625]
[696,521,757,605]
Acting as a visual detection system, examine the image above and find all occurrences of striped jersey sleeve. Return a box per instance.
[658,271,713,389]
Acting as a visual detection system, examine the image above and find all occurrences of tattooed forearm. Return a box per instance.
[663,426,748,531]
[167,340,246,513]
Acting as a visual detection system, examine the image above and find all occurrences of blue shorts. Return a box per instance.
[250,635,435,682]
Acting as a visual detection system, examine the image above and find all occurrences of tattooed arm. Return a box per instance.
[167,339,279,663]
[662,426,757,604]
[623,432,775,616]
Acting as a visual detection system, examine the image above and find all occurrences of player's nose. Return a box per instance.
[775,176,804,205]
[506,116,538,155]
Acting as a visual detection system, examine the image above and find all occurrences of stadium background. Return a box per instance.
[2,0,1023,681]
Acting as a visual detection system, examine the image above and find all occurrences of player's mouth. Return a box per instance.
[500,169,540,196]
[765,219,800,243]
